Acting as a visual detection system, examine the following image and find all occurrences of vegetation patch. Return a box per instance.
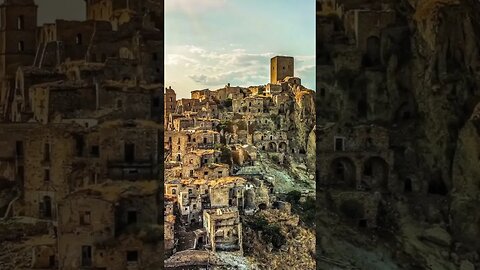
[246,216,286,250]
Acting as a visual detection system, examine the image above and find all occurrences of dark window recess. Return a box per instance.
[357,100,368,118]
[117,99,123,108]
[90,145,99,157]
[80,211,91,225]
[124,143,135,162]
[364,164,372,176]
[358,219,367,228]
[16,141,23,157]
[17,166,24,182]
[17,16,24,30]
[405,178,412,193]
[81,246,92,267]
[76,34,82,45]
[44,169,50,182]
[44,143,50,161]
[127,211,137,224]
[18,41,24,52]
[335,138,344,151]
[127,251,138,262]
[40,196,52,218]
[153,97,160,107]
[75,135,84,157]
[49,255,55,267]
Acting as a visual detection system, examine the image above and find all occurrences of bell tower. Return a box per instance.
[0,0,38,78]
[0,0,37,117]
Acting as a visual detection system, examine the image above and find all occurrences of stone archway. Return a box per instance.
[330,157,356,188]
[363,36,381,67]
[428,171,447,195]
[268,142,277,152]
[278,142,288,153]
[362,156,389,190]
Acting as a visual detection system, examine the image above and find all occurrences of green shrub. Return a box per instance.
[285,190,302,203]
[247,216,286,249]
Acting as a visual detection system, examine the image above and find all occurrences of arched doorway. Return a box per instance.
[330,157,356,188]
[278,142,288,152]
[268,142,277,152]
[428,172,447,195]
[258,203,267,210]
[363,36,381,67]
[362,157,389,190]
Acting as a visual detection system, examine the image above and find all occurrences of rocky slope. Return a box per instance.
[244,208,316,270]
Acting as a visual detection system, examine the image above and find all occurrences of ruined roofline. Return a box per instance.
[94,119,162,129]
[18,66,62,76]
[61,180,159,203]
[167,176,247,187]
[271,55,294,59]
[204,163,230,169]
[0,0,36,7]
[205,206,240,215]
[102,80,163,91]
[188,149,219,155]
[30,79,89,90]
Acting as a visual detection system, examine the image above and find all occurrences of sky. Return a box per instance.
[36,0,85,24]
[165,0,316,98]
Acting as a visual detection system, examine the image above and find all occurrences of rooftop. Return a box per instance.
[67,180,158,202]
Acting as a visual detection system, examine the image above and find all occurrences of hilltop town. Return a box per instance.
[0,0,164,269]
[164,56,316,269]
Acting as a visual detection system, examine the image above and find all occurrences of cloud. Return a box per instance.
[165,0,226,13]
[166,45,315,92]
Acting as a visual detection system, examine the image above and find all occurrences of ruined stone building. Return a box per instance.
[203,207,242,253]
[57,181,161,270]
[0,0,164,269]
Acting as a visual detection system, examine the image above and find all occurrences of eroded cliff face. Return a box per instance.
[317,0,480,269]
[451,104,480,250]
[404,0,480,254]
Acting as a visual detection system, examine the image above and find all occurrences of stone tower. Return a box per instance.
[164,86,176,125]
[0,0,37,78]
[270,56,294,84]
[0,0,37,117]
